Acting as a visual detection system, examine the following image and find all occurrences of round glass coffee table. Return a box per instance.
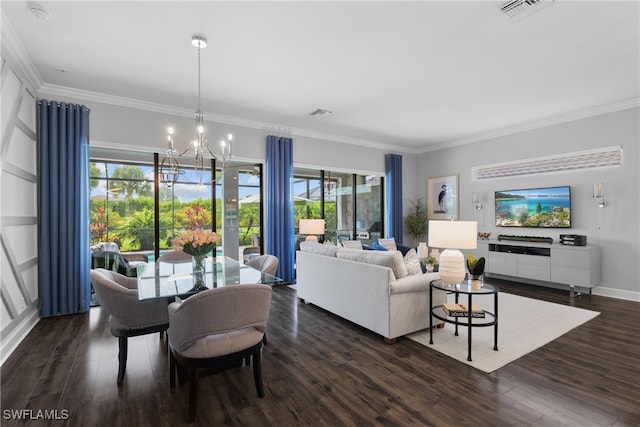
[429,279,498,361]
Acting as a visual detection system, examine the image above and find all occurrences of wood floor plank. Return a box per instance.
[1,279,639,426]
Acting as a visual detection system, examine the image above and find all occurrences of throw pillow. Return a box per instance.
[372,241,387,251]
[378,237,397,251]
[342,240,363,250]
[336,249,408,279]
[299,241,340,257]
[404,249,422,276]
[395,243,412,256]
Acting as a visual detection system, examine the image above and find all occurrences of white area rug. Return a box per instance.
[407,292,599,373]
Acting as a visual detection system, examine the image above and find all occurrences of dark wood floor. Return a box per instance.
[2,280,639,426]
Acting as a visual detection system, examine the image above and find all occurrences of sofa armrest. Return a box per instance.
[389,272,440,295]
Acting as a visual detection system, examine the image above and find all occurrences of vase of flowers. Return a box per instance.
[191,255,207,290]
[172,228,221,291]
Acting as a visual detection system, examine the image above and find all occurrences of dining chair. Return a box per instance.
[245,254,278,346]
[157,250,192,264]
[167,285,273,423]
[122,252,149,264]
[90,268,169,384]
[242,246,261,263]
[246,254,279,276]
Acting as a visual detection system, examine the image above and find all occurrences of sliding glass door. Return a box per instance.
[293,168,383,246]
[90,149,262,262]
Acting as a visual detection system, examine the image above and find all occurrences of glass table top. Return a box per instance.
[430,279,498,295]
[137,256,282,300]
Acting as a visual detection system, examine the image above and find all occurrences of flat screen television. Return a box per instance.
[495,186,571,228]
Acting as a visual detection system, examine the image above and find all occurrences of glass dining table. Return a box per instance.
[137,256,282,300]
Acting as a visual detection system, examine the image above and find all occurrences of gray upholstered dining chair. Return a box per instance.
[90,268,169,384]
[246,254,279,276]
[167,285,273,423]
[242,246,261,263]
[246,254,278,346]
[157,250,192,264]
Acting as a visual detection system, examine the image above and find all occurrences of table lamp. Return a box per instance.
[299,219,325,242]
[428,220,477,285]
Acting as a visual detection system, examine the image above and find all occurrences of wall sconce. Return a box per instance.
[472,192,483,210]
[593,183,607,208]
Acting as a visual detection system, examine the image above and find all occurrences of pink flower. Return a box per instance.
[172,229,220,256]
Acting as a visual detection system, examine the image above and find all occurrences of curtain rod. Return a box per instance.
[37,99,90,112]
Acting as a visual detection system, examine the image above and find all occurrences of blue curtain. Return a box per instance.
[385,154,403,242]
[265,135,294,283]
[39,100,91,317]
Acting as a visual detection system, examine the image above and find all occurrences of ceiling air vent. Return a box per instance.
[500,0,554,21]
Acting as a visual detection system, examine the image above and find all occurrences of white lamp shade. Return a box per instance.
[428,220,477,250]
[299,219,325,236]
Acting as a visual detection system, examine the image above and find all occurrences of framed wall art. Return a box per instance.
[427,174,458,220]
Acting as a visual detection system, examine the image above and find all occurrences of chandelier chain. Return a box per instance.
[197,43,202,112]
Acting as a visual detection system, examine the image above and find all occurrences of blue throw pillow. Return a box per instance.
[396,244,412,256]
[372,241,388,251]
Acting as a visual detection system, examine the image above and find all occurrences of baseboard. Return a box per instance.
[592,286,640,302]
[1,306,40,367]
[485,274,639,302]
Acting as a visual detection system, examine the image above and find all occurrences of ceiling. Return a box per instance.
[2,1,639,152]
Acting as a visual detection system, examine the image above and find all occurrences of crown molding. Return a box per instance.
[421,98,640,153]
[1,14,43,91]
[37,83,416,154]
[32,82,640,156]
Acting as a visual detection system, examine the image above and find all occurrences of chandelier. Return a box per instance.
[160,35,233,187]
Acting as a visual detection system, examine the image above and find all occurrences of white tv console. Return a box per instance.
[475,239,600,297]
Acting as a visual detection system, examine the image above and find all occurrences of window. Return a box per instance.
[162,167,214,249]
[90,161,155,251]
[293,168,383,246]
[90,157,216,255]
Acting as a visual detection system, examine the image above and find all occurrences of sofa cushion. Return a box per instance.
[342,240,363,250]
[404,249,422,275]
[336,248,408,279]
[300,241,340,257]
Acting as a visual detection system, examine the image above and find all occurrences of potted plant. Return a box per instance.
[466,252,485,280]
[405,198,428,248]
[425,255,437,272]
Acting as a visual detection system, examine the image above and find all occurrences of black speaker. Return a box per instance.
[559,234,587,246]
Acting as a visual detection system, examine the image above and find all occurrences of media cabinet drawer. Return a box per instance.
[517,254,551,281]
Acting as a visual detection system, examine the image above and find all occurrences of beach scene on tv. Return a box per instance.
[495,186,571,228]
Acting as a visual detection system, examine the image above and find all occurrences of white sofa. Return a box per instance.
[296,242,447,342]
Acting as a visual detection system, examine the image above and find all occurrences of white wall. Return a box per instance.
[52,92,640,300]
[46,97,401,175]
[55,96,419,241]
[417,107,640,300]
[0,43,40,365]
